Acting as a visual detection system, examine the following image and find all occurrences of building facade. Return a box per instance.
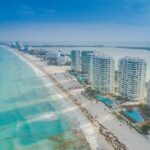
[118,57,146,101]
[92,55,115,95]
[71,50,81,72]
[45,51,67,65]
[87,52,95,84]
[81,51,94,74]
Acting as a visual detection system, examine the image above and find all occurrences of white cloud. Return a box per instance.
[15,4,35,15]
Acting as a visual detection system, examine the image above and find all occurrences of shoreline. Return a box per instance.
[1,45,112,150]
[3,45,150,150]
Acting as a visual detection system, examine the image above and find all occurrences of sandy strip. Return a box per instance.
[2,46,114,150]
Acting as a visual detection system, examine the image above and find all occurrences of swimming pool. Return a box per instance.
[121,109,144,123]
[76,74,86,82]
[96,95,114,107]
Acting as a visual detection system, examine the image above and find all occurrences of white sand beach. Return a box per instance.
[5,46,150,150]
[40,64,150,150]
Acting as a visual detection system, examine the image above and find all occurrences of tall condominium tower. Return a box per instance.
[87,52,95,84]
[71,50,81,72]
[92,55,115,95]
[118,57,146,101]
[81,51,94,74]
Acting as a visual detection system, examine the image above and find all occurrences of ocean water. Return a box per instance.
[0,46,88,150]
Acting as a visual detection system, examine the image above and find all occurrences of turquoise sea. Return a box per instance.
[0,46,88,150]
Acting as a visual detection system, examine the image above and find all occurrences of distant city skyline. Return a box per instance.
[1,0,150,41]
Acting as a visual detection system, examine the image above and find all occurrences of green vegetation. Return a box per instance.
[113,95,125,101]
[69,70,76,75]
[84,79,89,85]
[139,104,150,118]
[84,87,96,98]
[115,96,122,100]
[115,87,117,93]
[140,125,150,134]
[64,61,71,66]
[139,104,146,109]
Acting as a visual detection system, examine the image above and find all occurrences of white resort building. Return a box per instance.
[92,55,115,95]
[118,57,147,101]
[45,51,69,65]
[71,50,81,72]
[81,51,94,74]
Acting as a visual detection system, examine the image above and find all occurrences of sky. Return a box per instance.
[0,0,150,41]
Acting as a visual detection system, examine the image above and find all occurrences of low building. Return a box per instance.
[45,51,70,65]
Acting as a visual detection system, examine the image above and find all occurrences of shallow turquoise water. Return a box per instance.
[0,47,84,150]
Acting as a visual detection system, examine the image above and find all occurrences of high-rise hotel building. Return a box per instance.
[81,51,94,74]
[92,55,115,95]
[118,57,146,101]
[71,50,81,72]
[87,52,95,84]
